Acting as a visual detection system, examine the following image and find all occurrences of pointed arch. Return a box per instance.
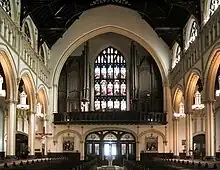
[204,43,220,100]
[20,69,36,112]
[173,87,184,113]
[0,50,17,101]
[37,85,49,114]
[185,69,202,111]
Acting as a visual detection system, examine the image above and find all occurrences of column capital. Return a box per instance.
[5,99,17,105]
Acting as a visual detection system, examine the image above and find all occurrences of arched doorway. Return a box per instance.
[85,130,136,163]
[16,133,28,159]
[193,134,205,159]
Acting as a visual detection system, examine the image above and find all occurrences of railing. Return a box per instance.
[0,7,50,85]
[53,111,167,125]
[170,6,220,87]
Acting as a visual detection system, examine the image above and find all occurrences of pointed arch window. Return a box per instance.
[40,45,45,63]
[24,22,31,44]
[103,133,117,141]
[0,0,11,16]
[209,0,220,17]
[94,47,127,112]
[172,45,181,69]
[188,21,198,45]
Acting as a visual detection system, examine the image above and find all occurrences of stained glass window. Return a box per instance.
[121,134,134,140]
[0,0,11,16]
[188,21,198,45]
[86,133,100,140]
[172,45,181,69]
[94,47,127,112]
[209,0,220,17]
[103,133,117,141]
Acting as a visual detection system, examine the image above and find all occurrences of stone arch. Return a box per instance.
[54,129,82,141]
[20,69,36,112]
[83,127,137,141]
[185,69,202,111]
[37,85,49,114]
[139,129,166,142]
[204,43,220,101]
[184,15,199,50]
[0,49,17,101]
[51,5,170,88]
[22,15,36,49]
[173,86,184,113]
[193,131,205,137]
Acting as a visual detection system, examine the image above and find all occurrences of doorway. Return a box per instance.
[16,133,28,159]
[85,130,136,163]
[193,134,205,159]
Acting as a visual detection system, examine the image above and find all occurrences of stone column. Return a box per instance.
[80,140,84,160]
[173,118,179,157]
[6,100,16,158]
[28,112,35,157]
[186,112,193,157]
[205,100,215,160]
[136,141,140,161]
[53,84,58,113]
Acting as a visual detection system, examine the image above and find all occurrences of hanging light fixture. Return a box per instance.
[17,91,29,110]
[174,101,186,118]
[36,102,43,118]
[192,91,205,110]
[216,75,220,97]
[0,74,6,97]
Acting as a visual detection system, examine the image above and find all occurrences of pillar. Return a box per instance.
[186,112,193,157]
[53,84,58,113]
[28,112,35,157]
[80,140,84,160]
[205,100,215,160]
[173,118,179,157]
[136,141,140,161]
[6,100,16,158]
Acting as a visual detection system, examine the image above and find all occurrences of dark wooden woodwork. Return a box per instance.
[53,111,167,125]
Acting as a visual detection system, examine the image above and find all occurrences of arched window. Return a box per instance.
[0,0,11,16]
[121,133,134,140]
[94,47,127,112]
[188,21,198,45]
[86,133,100,140]
[209,0,220,17]
[40,45,45,63]
[24,22,31,44]
[103,133,117,141]
[172,45,181,69]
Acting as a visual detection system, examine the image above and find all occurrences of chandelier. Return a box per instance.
[17,91,29,110]
[36,102,44,118]
[216,75,220,97]
[174,102,186,118]
[192,91,205,110]
[0,74,6,97]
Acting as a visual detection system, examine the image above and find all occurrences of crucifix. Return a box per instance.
[36,126,52,137]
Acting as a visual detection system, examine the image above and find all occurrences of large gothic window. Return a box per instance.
[188,21,198,45]
[94,47,127,112]
[0,0,11,16]
[209,0,220,17]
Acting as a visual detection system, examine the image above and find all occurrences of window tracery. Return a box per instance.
[0,0,11,16]
[209,0,220,17]
[103,133,117,141]
[188,21,198,45]
[172,45,181,69]
[121,133,134,140]
[86,133,100,140]
[24,22,31,44]
[94,47,127,112]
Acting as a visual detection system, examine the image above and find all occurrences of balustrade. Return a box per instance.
[0,7,50,85]
[54,111,167,125]
[170,6,220,87]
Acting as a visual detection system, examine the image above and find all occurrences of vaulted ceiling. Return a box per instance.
[20,0,201,48]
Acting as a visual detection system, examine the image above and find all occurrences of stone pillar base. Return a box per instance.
[5,155,17,160]
[205,156,216,161]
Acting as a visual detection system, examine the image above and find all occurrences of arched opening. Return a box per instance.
[85,130,136,164]
[15,133,28,159]
[193,134,205,159]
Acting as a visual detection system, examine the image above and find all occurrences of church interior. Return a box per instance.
[0,0,220,169]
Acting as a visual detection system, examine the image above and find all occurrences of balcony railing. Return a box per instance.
[53,111,167,125]
[170,6,220,87]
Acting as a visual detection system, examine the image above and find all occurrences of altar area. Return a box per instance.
[97,166,124,170]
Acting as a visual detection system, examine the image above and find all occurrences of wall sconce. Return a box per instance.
[0,74,6,97]
[36,102,43,118]
[216,75,220,97]
[17,91,29,110]
[192,91,205,110]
